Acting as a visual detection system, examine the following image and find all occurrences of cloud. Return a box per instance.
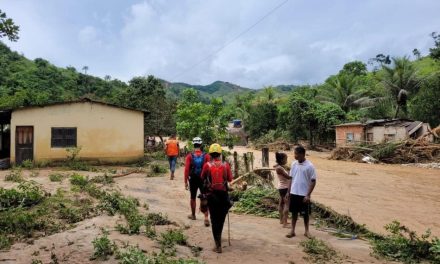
[2,0,440,88]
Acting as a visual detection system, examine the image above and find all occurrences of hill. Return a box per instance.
[162,80,299,103]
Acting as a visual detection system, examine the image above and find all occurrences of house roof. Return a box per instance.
[4,98,148,114]
[335,118,426,136]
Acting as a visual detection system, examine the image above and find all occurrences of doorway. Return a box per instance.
[16,126,34,165]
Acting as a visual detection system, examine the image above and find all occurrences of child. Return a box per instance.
[286,145,317,238]
[274,152,291,227]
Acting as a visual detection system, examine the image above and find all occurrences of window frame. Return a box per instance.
[51,127,77,148]
[346,132,354,143]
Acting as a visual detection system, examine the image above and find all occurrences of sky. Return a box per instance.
[1,0,440,88]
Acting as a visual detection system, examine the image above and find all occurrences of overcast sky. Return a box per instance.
[1,0,439,88]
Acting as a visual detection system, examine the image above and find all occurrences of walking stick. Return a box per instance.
[228,213,231,246]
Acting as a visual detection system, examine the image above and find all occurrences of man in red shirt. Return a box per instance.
[200,143,233,253]
[184,137,210,226]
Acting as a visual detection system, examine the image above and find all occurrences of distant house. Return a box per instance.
[335,119,433,147]
[0,98,145,165]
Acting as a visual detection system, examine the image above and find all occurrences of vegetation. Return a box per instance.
[91,232,118,260]
[4,167,24,182]
[150,163,168,174]
[232,188,279,218]
[0,9,19,41]
[49,173,64,182]
[372,221,440,264]
[300,238,342,264]
[117,245,204,264]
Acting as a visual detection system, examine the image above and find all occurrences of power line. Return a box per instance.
[171,0,289,81]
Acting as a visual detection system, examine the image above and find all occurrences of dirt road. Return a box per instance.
[233,146,440,236]
[0,166,385,264]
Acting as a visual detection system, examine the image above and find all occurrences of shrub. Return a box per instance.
[372,221,439,263]
[69,173,88,188]
[21,159,35,169]
[99,192,139,216]
[0,181,45,210]
[91,233,117,260]
[159,229,187,249]
[49,173,64,182]
[151,164,168,174]
[117,246,149,264]
[0,234,11,250]
[90,173,114,185]
[5,168,24,182]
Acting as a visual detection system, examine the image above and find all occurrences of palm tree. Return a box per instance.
[381,57,421,118]
[82,66,88,75]
[320,75,370,112]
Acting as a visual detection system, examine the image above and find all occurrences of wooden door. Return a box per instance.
[16,126,33,164]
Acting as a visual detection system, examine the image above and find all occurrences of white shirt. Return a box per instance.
[289,160,317,196]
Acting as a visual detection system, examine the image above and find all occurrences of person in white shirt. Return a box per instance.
[286,145,316,238]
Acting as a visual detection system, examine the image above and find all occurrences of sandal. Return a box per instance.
[204,219,210,227]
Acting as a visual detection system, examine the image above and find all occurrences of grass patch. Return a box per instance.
[158,229,188,255]
[69,173,89,188]
[5,168,24,182]
[49,173,64,182]
[0,234,11,250]
[231,187,279,218]
[90,232,118,260]
[372,221,440,264]
[300,238,341,264]
[150,163,168,174]
[117,245,203,264]
[90,173,114,185]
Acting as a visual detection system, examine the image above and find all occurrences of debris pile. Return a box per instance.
[254,141,292,151]
[330,140,440,164]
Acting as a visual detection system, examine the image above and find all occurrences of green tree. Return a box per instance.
[429,32,440,60]
[409,75,440,127]
[381,57,421,118]
[0,9,19,41]
[176,89,228,145]
[339,61,367,76]
[246,102,278,139]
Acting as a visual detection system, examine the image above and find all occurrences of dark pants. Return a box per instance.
[207,190,230,246]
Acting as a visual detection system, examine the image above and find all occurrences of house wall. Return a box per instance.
[10,102,144,163]
[367,126,408,142]
[335,125,364,147]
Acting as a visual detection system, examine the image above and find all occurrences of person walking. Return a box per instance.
[184,137,211,226]
[201,143,233,253]
[286,145,317,239]
[164,134,179,180]
[274,152,291,228]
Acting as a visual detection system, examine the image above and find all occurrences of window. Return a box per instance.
[51,128,77,148]
[346,132,354,143]
[367,133,374,143]
[384,134,395,142]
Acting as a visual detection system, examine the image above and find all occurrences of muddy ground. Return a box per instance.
[2,146,438,263]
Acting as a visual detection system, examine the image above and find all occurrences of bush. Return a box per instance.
[372,221,440,263]
[99,192,139,216]
[69,174,88,188]
[91,233,117,260]
[49,173,64,182]
[117,246,149,264]
[20,159,34,169]
[0,234,11,250]
[0,181,45,210]
[5,168,24,182]
[159,229,187,250]
[90,173,114,185]
[151,164,168,174]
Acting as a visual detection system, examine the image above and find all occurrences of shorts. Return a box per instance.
[189,176,203,200]
[278,188,288,198]
[289,194,311,216]
[168,156,177,172]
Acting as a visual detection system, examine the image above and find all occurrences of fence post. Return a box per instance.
[262,147,269,167]
[243,153,250,173]
[233,151,239,178]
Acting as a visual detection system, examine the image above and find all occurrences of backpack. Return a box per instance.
[166,139,179,156]
[204,161,228,192]
[190,152,205,178]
